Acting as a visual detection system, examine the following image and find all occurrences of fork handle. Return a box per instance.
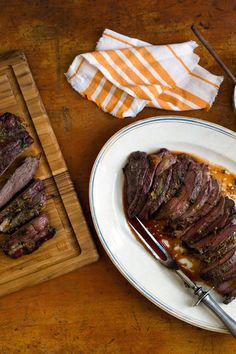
[201,293,236,338]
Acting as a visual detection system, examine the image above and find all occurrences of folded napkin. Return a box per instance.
[66,29,223,118]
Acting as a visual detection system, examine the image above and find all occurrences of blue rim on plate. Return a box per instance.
[89,116,236,333]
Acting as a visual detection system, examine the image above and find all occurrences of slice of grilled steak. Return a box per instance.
[190,178,221,221]
[0,156,40,209]
[0,112,28,141]
[200,247,236,283]
[152,149,177,177]
[127,149,171,218]
[1,214,55,259]
[193,197,235,244]
[128,152,167,218]
[123,149,236,303]
[169,168,210,235]
[0,179,45,231]
[217,279,236,304]
[176,167,210,226]
[172,178,221,239]
[139,167,173,220]
[138,151,177,219]
[157,162,204,221]
[217,279,236,294]
[218,265,236,283]
[210,198,235,231]
[0,134,33,177]
[0,113,34,177]
[218,270,236,295]
[1,191,47,233]
[156,155,190,218]
[0,179,44,223]
[193,223,236,256]
[124,151,150,206]
[182,196,225,245]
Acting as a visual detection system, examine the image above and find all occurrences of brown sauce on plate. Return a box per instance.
[124,152,236,282]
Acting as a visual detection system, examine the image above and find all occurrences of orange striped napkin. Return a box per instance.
[66,29,223,118]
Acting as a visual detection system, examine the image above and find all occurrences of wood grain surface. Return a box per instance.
[0,0,235,353]
[0,51,98,297]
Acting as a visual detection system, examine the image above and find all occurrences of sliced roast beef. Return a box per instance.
[182,196,225,245]
[192,197,235,245]
[157,162,204,221]
[139,167,172,220]
[217,279,236,304]
[155,155,191,221]
[0,113,34,177]
[0,156,40,209]
[219,265,236,282]
[193,223,236,256]
[217,279,236,294]
[202,238,235,265]
[176,167,210,226]
[127,152,167,217]
[124,149,236,303]
[0,134,33,177]
[210,198,235,231]
[0,180,46,232]
[0,112,28,141]
[162,154,190,204]
[152,149,177,177]
[1,214,55,259]
[201,247,236,283]
[128,149,172,218]
[137,150,177,219]
[169,168,210,234]
[0,190,47,233]
[172,178,222,239]
[124,151,149,206]
[0,179,44,223]
[188,177,221,223]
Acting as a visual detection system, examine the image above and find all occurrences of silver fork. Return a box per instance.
[129,217,236,338]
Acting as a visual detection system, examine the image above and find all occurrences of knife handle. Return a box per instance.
[201,293,236,338]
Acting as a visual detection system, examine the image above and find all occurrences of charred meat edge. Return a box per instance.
[0,190,47,233]
[156,161,203,221]
[124,149,236,303]
[0,179,44,222]
[1,214,56,259]
[0,156,40,209]
[127,149,170,218]
[138,152,177,220]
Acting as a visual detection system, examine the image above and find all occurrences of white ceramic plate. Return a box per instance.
[89,116,236,333]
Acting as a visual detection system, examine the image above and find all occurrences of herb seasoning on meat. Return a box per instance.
[124,149,236,304]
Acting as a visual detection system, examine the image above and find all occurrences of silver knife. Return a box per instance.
[129,217,236,338]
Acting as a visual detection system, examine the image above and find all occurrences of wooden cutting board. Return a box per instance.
[0,50,99,297]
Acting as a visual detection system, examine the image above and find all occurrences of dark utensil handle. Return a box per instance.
[191,24,236,85]
[202,294,236,338]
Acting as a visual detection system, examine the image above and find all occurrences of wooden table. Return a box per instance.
[0,0,235,352]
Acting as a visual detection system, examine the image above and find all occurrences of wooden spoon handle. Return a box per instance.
[191,24,236,85]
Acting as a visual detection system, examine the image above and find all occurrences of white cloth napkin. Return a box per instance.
[66,29,223,118]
